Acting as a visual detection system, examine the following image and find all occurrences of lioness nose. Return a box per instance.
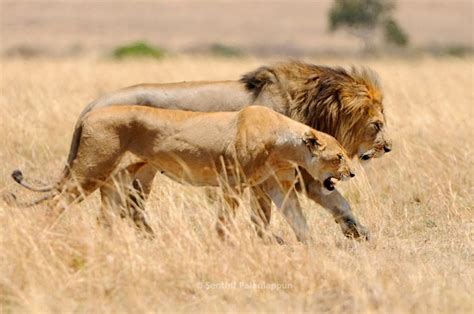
[384,145,392,153]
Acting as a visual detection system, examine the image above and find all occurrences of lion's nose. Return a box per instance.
[383,145,392,153]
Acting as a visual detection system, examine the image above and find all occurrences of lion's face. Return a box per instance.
[303,131,355,193]
[356,106,392,161]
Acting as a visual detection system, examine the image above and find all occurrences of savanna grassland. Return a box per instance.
[0,56,473,313]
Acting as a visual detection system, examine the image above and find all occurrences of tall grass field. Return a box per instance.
[0,57,472,313]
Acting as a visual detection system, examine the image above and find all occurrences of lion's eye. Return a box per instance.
[370,122,381,133]
[337,153,344,161]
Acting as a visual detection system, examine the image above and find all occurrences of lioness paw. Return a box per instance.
[345,224,370,241]
[339,218,370,241]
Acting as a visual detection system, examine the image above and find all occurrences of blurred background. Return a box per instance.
[1,0,473,59]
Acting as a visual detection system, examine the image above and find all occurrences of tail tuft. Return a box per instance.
[12,170,24,184]
[10,169,54,192]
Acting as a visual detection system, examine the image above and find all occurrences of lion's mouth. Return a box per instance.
[323,177,340,192]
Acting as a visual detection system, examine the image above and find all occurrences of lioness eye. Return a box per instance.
[337,153,344,161]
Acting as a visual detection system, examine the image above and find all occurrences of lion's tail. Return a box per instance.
[3,191,57,208]
[10,123,83,193]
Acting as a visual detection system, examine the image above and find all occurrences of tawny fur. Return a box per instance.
[10,106,354,242]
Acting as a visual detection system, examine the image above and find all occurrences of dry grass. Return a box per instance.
[0,56,473,313]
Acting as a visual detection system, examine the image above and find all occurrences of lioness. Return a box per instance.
[11,106,354,243]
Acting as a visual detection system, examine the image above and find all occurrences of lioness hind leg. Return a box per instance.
[49,178,103,221]
[98,178,128,229]
[99,162,156,235]
[127,178,154,236]
[127,162,157,211]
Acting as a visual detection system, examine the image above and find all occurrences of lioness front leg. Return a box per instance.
[265,179,311,244]
[249,183,284,244]
[301,170,369,240]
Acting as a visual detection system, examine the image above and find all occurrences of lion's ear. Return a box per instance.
[240,66,277,94]
[302,130,326,152]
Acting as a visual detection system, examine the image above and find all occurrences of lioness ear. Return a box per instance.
[302,130,326,152]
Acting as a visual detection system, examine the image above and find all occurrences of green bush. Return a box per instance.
[384,19,409,46]
[112,41,165,59]
[328,0,409,52]
[329,0,392,31]
[444,45,473,57]
[209,43,243,57]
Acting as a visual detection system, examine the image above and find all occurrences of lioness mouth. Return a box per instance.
[323,177,339,191]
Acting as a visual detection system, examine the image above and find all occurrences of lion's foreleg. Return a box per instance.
[304,176,369,240]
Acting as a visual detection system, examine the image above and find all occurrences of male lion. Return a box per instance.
[10,106,354,243]
[14,61,392,240]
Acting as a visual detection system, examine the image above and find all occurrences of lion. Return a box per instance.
[12,61,391,240]
[10,105,355,243]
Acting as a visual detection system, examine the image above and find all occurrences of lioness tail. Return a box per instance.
[11,169,57,192]
[10,123,82,193]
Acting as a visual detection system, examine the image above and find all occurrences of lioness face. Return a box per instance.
[357,106,392,161]
[303,131,354,193]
